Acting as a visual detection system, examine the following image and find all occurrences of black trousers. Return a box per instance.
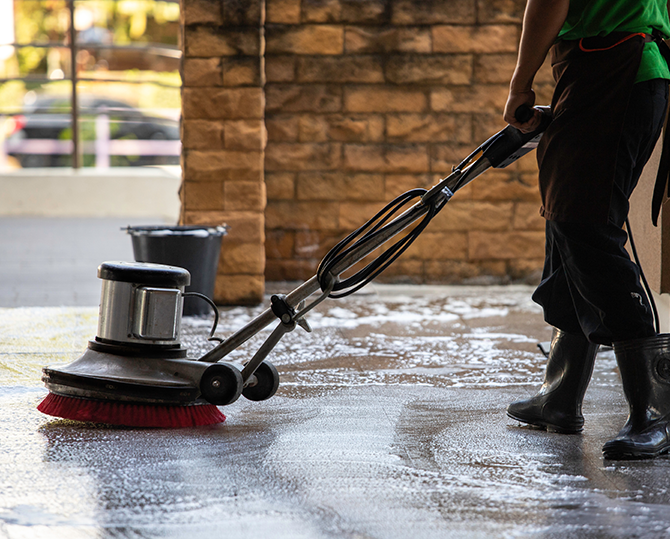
[533,78,669,346]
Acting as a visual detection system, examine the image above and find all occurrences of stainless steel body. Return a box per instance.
[98,279,184,346]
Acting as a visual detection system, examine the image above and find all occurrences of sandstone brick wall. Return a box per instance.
[181,0,556,304]
[263,0,555,285]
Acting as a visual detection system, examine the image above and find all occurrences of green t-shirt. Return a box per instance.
[558,0,670,82]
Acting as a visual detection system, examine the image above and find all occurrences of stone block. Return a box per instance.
[265,259,318,281]
[341,144,383,172]
[294,230,342,258]
[224,181,266,212]
[512,202,544,230]
[345,26,431,53]
[343,144,429,173]
[183,0,223,25]
[266,84,342,113]
[430,85,510,113]
[433,25,518,54]
[265,229,295,259]
[469,170,540,202]
[472,112,508,142]
[293,230,325,259]
[338,201,386,229]
[424,259,507,282]
[298,114,384,143]
[265,142,342,171]
[344,86,426,112]
[184,150,263,180]
[183,87,263,119]
[474,54,517,84]
[384,145,431,173]
[214,274,264,305]
[266,115,300,141]
[224,120,266,151]
[302,0,342,22]
[181,210,225,226]
[185,26,261,57]
[297,116,329,143]
[266,25,344,55]
[404,231,468,260]
[429,201,513,231]
[296,172,384,201]
[430,143,478,172]
[297,56,384,83]
[375,258,424,281]
[266,0,301,24]
[507,258,544,282]
[517,151,539,172]
[265,172,296,200]
[384,173,433,198]
[182,180,224,211]
[386,113,472,143]
[265,200,340,230]
[223,0,263,26]
[220,241,265,274]
[391,0,475,25]
[183,58,222,87]
[223,57,262,86]
[385,55,472,85]
[265,56,297,82]
[182,119,225,150]
[478,0,526,24]
[341,0,390,23]
[468,230,545,259]
[182,210,265,243]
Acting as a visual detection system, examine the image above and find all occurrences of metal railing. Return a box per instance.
[1,0,181,169]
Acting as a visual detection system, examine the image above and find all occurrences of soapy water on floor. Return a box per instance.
[180,284,619,395]
[0,284,618,396]
[3,284,670,538]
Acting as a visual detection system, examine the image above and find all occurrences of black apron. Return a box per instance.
[537,33,647,224]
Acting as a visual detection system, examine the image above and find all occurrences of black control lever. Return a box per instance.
[481,106,553,169]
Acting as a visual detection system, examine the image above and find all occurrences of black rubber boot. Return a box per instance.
[507,329,598,433]
[603,334,670,460]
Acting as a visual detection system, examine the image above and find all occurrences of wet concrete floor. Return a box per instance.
[3,283,670,538]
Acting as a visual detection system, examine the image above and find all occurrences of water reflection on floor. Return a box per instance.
[2,284,670,538]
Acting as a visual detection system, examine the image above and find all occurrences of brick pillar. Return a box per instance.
[180,0,266,305]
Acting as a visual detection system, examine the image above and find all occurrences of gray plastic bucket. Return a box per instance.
[126,225,227,316]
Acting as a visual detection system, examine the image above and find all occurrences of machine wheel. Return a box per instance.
[242,361,279,401]
[200,363,243,405]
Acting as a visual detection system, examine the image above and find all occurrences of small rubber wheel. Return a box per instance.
[200,363,243,405]
[242,361,279,401]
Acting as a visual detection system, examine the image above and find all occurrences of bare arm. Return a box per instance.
[504,0,570,131]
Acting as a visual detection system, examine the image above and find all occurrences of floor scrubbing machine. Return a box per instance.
[38,107,552,427]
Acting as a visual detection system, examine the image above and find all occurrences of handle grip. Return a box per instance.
[514,104,535,124]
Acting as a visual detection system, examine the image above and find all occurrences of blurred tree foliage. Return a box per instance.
[2,0,180,112]
[14,0,179,73]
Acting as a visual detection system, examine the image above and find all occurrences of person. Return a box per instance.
[503,0,670,459]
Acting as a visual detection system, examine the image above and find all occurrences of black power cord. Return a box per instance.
[316,189,444,299]
[182,291,223,342]
[625,217,660,333]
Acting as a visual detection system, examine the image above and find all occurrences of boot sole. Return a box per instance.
[603,442,670,460]
[506,411,583,435]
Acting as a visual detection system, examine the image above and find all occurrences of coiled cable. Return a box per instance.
[316,188,444,299]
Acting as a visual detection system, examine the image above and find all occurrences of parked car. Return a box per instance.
[4,95,180,168]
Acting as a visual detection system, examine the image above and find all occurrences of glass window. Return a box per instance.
[0,0,181,169]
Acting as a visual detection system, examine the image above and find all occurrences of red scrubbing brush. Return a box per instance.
[37,392,225,428]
